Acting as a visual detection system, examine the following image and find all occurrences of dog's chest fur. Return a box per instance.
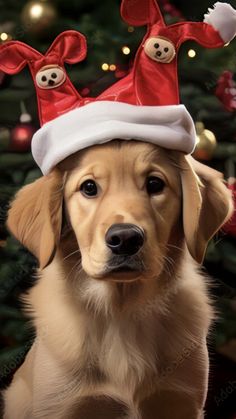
[75,279,160,390]
[26,256,212,416]
[81,309,158,394]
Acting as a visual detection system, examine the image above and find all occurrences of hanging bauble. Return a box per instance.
[193,122,217,161]
[159,0,184,21]
[80,87,91,97]
[9,102,36,152]
[21,0,58,37]
[10,124,35,152]
[115,64,129,79]
[215,71,236,112]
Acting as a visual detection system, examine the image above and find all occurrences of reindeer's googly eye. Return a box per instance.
[36,65,66,89]
[144,37,176,64]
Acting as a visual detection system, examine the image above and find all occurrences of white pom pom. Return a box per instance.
[204,2,236,43]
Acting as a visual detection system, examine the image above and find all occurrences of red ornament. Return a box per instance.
[160,0,184,19]
[10,123,36,152]
[9,102,36,152]
[80,87,91,97]
[215,71,236,112]
[115,64,130,79]
[223,180,236,237]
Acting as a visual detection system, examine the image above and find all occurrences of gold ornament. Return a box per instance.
[21,1,58,36]
[193,122,217,161]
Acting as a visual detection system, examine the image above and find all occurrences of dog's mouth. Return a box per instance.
[103,255,145,281]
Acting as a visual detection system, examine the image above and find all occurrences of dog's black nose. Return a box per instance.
[156,50,162,57]
[105,224,145,256]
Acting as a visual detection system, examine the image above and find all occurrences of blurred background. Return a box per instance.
[0,0,236,417]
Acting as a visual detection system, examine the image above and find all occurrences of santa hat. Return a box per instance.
[0,1,236,175]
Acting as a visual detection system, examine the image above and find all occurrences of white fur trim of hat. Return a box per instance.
[204,2,236,43]
[31,101,196,175]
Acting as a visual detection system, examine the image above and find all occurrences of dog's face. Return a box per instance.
[7,141,232,286]
[63,142,182,282]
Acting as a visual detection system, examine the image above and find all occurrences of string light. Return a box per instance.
[122,46,131,55]
[101,63,109,71]
[0,32,9,41]
[188,49,196,58]
[109,64,117,71]
[101,63,117,72]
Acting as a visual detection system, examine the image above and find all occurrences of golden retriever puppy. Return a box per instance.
[2,141,233,419]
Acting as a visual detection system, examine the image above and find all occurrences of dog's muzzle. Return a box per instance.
[105,254,145,275]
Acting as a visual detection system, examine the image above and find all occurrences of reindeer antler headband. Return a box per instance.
[0,2,236,175]
[99,0,236,105]
[0,31,87,125]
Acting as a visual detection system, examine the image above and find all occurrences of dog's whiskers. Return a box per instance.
[156,212,167,224]
[152,251,176,280]
[166,243,184,253]
[66,260,82,282]
[63,249,81,261]
[162,258,173,279]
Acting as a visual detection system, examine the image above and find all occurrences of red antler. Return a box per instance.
[121,0,164,27]
[45,30,87,64]
[0,41,41,74]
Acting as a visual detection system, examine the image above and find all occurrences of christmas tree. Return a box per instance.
[0,1,236,418]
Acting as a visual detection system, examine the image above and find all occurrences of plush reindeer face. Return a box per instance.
[36,65,66,89]
[144,36,176,63]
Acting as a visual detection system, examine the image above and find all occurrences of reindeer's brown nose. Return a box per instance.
[105,224,145,256]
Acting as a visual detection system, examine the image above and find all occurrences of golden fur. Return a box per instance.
[3,141,233,419]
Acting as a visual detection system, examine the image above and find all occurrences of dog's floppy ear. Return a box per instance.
[7,169,63,269]
[180,155,233,264]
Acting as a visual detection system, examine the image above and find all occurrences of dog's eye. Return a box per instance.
[146,176,165,195]
[80,180,98,197]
